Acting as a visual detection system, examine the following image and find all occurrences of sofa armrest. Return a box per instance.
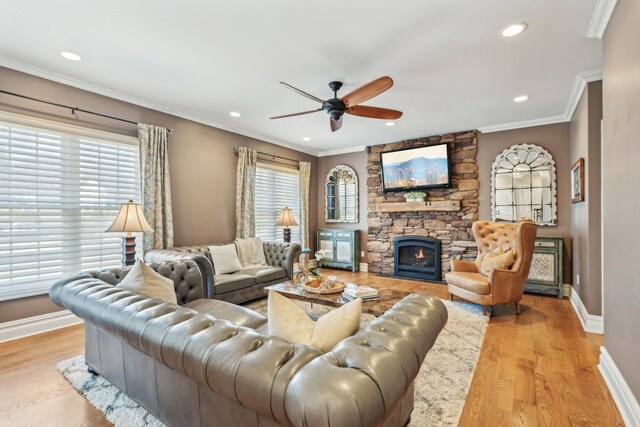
[145,249,215,298]
[263,241,301,279]
[285,293,448,427]
[450,259,480,273]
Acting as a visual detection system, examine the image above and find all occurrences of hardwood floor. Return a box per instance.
[0,270,624,426]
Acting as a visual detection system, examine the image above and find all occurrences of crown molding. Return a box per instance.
[477,114,567,133]
[317,145,366,157]
[587,0,619,39]
[0,56,319,157]
[479,69,602,134]
[564,69,603,120]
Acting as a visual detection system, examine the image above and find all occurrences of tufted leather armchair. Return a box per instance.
[145,241,301,303]
[49,261,448,427]
[445,221,537,316]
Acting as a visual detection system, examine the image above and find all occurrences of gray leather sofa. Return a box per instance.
[145,241,301,303]
[50,260,448,427]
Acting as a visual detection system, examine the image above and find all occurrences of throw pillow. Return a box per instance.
[480,250,515,276]
[234,237,267,267]
[209,244,243,274]
[267,290,362,352]
[117,260,177,304]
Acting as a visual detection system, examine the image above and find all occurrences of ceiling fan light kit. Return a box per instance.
[270,76,403,132]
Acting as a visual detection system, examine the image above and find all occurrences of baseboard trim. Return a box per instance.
[599,346,640,426]
[0,310,82,343]
[360,262,368,272]
[569,288,604,334]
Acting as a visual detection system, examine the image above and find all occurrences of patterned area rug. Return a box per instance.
[57,298,487,427]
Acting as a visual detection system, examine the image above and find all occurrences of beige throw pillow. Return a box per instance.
[267,291,361,352]
[209,244,243,274]
[118,260,177,304]
[480,250,515,276]
[234,237,267,267]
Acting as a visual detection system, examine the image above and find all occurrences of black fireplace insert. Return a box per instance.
[394,236,442,281]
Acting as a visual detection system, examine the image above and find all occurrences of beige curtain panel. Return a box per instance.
[299,161,311,249]
[236,146,258,239]
[138,124,174,251]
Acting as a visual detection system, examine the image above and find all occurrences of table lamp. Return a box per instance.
[275,207,298,243]
[106,200,154,266]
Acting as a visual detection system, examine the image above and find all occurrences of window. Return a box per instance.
[254,163,300,243]
[0,112,140,301]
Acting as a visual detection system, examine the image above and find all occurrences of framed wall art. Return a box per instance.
[571,158,585,203]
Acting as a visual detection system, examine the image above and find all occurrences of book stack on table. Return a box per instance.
[342,284,379,301]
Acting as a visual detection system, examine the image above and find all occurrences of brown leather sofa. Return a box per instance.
[144,241,301,303]
[445,221,537,316]
[50,260,448,427]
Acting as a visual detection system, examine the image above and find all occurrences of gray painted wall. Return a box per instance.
[602,0,640,403]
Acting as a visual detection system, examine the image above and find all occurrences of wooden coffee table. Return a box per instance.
[264,281,413,317]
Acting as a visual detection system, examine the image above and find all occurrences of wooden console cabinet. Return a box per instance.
[316,229,361,272]
[525,236,564,299]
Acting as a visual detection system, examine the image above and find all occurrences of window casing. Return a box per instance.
[254,163,300,243]
[0,112,140,301]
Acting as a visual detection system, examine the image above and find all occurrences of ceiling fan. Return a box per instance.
[270,76,403,132]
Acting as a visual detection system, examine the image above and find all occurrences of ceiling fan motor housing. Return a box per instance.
[323,98,347,121]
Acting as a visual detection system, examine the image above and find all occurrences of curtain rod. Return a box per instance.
[233,145,300,164]
[0,89,173,133]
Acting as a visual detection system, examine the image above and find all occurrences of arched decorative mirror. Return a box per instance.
[491,144,557,226]
[325,164,358,223]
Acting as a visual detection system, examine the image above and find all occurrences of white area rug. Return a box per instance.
[57,298,487,427]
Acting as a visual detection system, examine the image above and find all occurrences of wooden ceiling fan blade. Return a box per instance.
[330,116,343,132]
[270,109,322,119]
[341,76,393,107]
[279,82,325,103]
[347,105,403,120]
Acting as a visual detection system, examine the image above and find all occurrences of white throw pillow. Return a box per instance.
[209,244,243,274]
[267,291,362,352]
[117,260,177,304]
[234,237,267,267]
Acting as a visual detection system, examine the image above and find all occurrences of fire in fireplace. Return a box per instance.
[394,236,442,281]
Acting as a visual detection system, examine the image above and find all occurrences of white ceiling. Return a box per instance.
[0,1,602,156]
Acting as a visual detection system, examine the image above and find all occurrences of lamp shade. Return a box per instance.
[275,207,298,227]
[106,200,154,233]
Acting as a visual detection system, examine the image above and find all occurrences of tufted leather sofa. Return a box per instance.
[445,221,537,316]
[50,260,448,427]
[145,241,301,304]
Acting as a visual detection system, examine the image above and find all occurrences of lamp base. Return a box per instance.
[122,235,137,267]
[282,227,292,243]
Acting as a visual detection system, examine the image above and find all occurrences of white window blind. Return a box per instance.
[0,113,140,301]
[255,163,300,243]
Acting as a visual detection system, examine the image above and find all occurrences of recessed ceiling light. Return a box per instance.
[302,137,311,141]
[501,23,527,37]
[60,51,82,61]
[385,121,396,126]
[229,112,241,117]
[513,95,529,103]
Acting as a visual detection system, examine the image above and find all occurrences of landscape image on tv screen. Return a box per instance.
[381,144,450,191]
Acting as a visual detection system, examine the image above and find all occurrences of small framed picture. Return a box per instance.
[571,158,585,203]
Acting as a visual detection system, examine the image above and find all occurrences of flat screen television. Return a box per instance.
[380,143,452,192]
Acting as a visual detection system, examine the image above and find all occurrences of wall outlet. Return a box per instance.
[576,274,580,285]
[361,251,365,257]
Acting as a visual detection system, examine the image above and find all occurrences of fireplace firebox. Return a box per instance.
[394,236,442,281]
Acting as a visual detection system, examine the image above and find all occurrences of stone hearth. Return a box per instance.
[367,131,479,279]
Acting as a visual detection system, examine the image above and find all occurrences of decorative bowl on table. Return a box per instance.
[303,275,346,294]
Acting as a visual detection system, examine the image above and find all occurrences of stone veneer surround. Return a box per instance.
[366,131,479,279]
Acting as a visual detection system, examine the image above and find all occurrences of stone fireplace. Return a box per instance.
[367,131,479,280]
[394,236,441,281]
